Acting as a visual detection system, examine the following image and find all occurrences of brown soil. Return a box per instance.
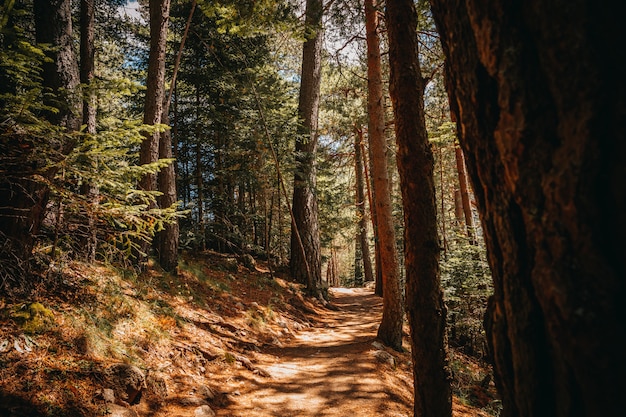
[0,253,496,417]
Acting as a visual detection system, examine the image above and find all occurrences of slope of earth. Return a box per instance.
[0,252,497,416]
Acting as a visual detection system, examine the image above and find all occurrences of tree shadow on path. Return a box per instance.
[216,287,414,417]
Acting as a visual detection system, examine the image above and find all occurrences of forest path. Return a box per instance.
[215,287,415,417]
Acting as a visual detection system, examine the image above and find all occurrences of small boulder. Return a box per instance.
[105,364,146,405]
[373,350,395,367]
[198,385,216,401]
[145,372,168,400]
[240,254,256,270]
[194,405,216,417]
[371,341,385,350]
[103,388,116,404]
[105,404,139,417]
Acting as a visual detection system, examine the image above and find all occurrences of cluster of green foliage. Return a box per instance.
[0,0,179,291]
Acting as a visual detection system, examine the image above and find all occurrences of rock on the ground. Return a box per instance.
[197,385,216,401]
[240,254,256,270]
[103,388,116,404]
[105,404,139,417]
[180,396,207,406]
[105,364,146,405]
[194,405,216,417]
[371,341,385,350]
[146,372,168,401]
[373,350,395,367]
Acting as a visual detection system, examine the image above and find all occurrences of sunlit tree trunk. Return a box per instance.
[386,0,452,415]
[365,0,403,350]
[291,0,323,293]
[430,0,626,416]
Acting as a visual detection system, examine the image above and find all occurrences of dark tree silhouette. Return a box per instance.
[429,0,626,416]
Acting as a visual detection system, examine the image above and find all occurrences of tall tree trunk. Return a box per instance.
[365,0,403,350]
[360,136,383,295]
[454,144,475,243]
[156,110,178,271]
[386,0,452,415]
[0,0,80,283]
[80,0,98,262]
[438,145,448,257]
[153,0,195,272]
[80,0,96,135]
[195,140,205,251]
[140,0,170,201]
[290,0,323,293]
[355,129,374,284]
[429,1,626,416]
[34,0,81,133]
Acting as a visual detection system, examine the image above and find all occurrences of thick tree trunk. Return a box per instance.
[355,129,374,284]
[290,0,323,293]
[140,0,170,195]
[34,0,81,133]
[429,1,626,416]
[365,0,403,350]
[386,0,452,415]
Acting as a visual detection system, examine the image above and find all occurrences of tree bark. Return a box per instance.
[140,0,170,195]
[290,0,323,293]
[429,0,626,416]
[454,144,475,243]
[34,0,81,133]
[80,0,98,262]
[365,0,403,350]
[355,129,374,284]
[156,110,178,272]
[360,136,383,295]
[386,0,452,415]
[138,0,170,265]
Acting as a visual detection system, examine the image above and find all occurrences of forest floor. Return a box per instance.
[0,251,498,416]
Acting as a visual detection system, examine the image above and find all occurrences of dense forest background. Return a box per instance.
[0,0,491,355]
[3,0,623,416]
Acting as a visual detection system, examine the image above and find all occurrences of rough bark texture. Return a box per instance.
[386,0,452,415]
[157,111,179,272]
[355,129,374,284]
[80,0,98,262]
[138,0,170,265]
[34,0,81,133]
[140,0,170,194]
[290,0,323,292]
[80,0,96,135]
[366,0,403,350]
[429,0,626,416]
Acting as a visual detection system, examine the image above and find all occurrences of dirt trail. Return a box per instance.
[215,287,414,417]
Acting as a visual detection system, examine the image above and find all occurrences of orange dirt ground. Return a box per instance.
[0,255,496,416]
